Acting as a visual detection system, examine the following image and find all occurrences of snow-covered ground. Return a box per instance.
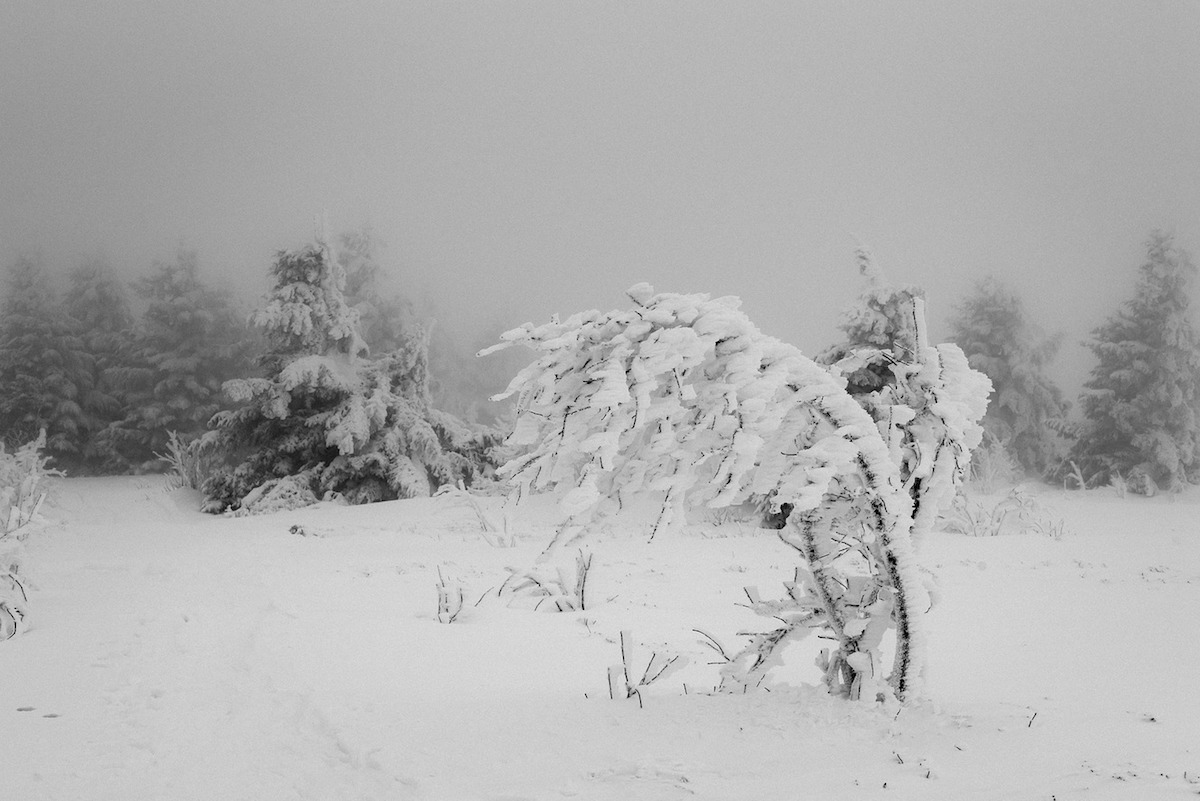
[3,476,1199,800]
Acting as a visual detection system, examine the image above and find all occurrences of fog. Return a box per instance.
[3,1,1199,397]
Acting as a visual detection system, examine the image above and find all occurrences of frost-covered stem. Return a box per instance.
[620,629,633,692]
[874,511,918,699]
[766,391,923,700]
[912,296,929,352]
[860,461,926,701]
[785,513,855,696]
[838,420,921,701]
[540,521,586,560]
[575,550,592,611]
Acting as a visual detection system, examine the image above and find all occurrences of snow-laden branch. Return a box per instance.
[487,283,992,701]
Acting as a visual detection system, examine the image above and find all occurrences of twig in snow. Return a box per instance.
[608,630,688,708]
[436,566,465,624]
[500,550,592,612]
[693,628,734,665]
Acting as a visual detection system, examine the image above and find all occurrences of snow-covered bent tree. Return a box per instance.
[484,283,988,702]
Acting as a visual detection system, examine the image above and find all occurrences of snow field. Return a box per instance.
[2,477,1199,799]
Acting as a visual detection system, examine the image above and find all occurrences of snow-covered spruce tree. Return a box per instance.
[203,235,498,513]
[1070,231,1200,492]
[484,283,989,702]
[0,256,93,466]
[338,226,415,357]
[336,225,525,427]
[948,275,1068,477]
[101,248,253,472]
[62,258,135,473]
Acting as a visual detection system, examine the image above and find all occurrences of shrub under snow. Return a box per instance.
[1,431,59,640]
[485,280,989,702]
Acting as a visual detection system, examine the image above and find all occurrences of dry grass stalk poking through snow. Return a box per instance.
[942,488,1067,539]
[500,550,592,612]
[435,566,465,624]
[607,630,687,708]
[435,483,517,547]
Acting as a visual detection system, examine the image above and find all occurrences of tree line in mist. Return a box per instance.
[0,228,526,478]
[947,229,1200,493]
[2,227,1198,497]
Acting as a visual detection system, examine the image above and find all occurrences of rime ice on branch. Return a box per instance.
[485,280,989,702]
[822,248,992,549]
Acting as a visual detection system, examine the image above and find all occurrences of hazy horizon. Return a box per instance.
[4,1,1199,398]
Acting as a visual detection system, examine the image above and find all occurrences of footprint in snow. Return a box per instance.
[15,707,60,717]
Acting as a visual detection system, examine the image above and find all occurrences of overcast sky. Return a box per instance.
[3,1,1199,391]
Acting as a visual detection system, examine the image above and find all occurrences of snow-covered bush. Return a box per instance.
[0,430,57,537]
[966,431,1020,493]
[500,550,592,612]
[155,430,224,491]
[203,234,501,514]
[820,247,992,548]
[485,280,989,702]
[941,488,1066,539]
[1,431,59,640]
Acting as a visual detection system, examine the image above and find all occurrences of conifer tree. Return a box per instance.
[335,226,522,426]
[102,248,252,470]
[1072,231,1200,491]
[63,258,135,472]
[337,226,413,356]
[817,247,924,396]
[948,276,1068,476]
[0,256,93,466]
[203,234,498,513]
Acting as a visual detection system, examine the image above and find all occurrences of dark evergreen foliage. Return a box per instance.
[817,247,924,397]
[1070,231,1200,491]
[101,248,253,471]
[203,237,501,514]
[948,276,1069,476]
[62,258,136,473]
[0,257,93,466]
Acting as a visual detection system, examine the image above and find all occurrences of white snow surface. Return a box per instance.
[3,476,1199,800]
